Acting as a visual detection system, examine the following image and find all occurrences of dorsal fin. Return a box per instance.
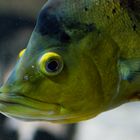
[119,58,140,82]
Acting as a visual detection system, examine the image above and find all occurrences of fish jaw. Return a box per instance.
[0,91,63,120]
[0,91,102,123]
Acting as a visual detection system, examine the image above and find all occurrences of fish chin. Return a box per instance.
[7,113,97,124]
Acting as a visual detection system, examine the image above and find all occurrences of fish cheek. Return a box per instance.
[25,67,69,104]
[58,56,104,114]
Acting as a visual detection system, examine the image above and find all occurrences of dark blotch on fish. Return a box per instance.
[35,5,96,42]
[35,8,61,35]
[35,8,70,43]
[64,21,96,33]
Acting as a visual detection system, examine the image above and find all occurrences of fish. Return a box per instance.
[0,0,139,123]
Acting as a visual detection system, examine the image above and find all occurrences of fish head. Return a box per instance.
[0,0,119,123]
[0,31,105,123]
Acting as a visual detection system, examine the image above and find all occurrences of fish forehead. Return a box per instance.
[24,3,98,58]
[44,0,94,15]
[35,0,96,40]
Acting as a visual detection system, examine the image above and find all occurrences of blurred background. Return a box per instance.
[0,0,140,140]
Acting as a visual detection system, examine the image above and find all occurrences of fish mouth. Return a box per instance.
[0,93,97,123]
[0,92,65,121]
[0,93,99,123]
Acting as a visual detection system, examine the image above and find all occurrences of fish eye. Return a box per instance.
[19,49,26,58]
[38,52,63,76]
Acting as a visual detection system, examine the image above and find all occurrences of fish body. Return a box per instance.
[0,0,139,123]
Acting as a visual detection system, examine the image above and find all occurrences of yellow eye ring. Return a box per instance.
[19,49,26,58]
[38,52,64,76]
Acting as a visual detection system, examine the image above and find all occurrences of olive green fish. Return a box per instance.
[0,0,139,123]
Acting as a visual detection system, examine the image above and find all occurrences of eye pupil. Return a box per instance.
[46,60,59,72]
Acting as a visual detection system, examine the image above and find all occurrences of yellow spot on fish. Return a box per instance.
[19,49,26,58]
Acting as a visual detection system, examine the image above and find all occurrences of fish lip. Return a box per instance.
[0,92,81,122]
[0,92,63,119]
[0,95,69,122]
[0,92,61,110]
